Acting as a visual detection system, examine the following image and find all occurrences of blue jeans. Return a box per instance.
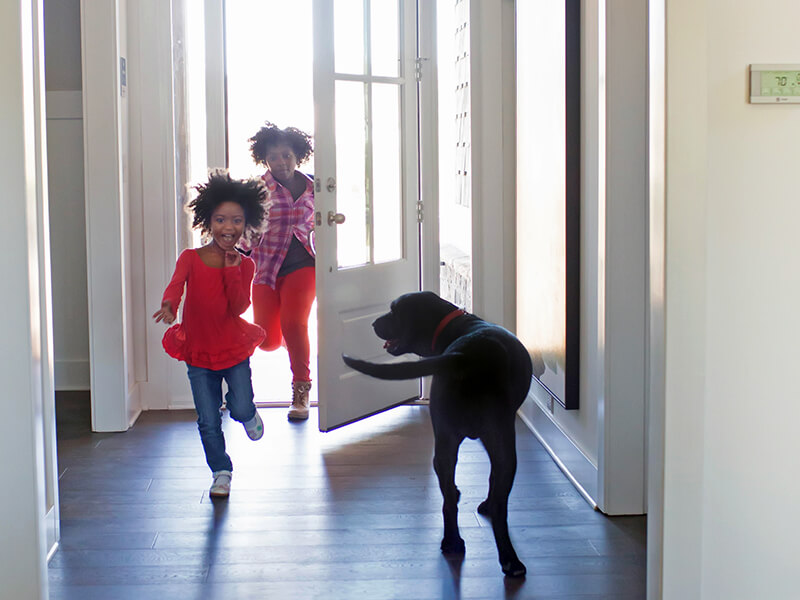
[187,358,257,473]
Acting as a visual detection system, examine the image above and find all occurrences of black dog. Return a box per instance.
[342,291,533,577]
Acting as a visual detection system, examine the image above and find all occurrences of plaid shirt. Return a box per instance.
[245,170,315,288]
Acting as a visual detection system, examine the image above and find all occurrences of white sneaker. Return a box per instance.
[210,470,232,497]
[287,381,312,421]
[243,410,263,440]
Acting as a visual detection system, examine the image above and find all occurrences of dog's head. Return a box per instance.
[372,291,459,357]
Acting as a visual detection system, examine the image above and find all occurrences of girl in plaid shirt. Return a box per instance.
[245,122,316,420]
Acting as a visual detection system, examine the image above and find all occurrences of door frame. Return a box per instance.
[1,0,54,596]
[418,0,441,295]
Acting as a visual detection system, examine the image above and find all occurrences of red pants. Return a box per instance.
[252,267,315,382]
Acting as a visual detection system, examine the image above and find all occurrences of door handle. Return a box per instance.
[327,211,346,226]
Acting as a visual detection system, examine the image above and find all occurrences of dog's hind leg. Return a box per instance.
[432,431,465,555]
[480,425,526,577]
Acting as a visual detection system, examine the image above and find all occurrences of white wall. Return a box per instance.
[71,0,206,415]
[81,0,141,430]
[662,0,800,597]
[519,0,602,472]
[45,0,90,391]
[44,0,81,91]
[130,0,195,411]
[517,0,647,516]
[47,92,89,390]
[660,0,707,592]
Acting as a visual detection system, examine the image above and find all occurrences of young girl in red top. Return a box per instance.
[153,171,269,498]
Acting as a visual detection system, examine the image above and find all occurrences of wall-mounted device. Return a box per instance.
[749,64,800,103]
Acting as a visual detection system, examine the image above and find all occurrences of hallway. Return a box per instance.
[48,393,645,599]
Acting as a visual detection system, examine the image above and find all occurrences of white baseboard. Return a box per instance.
[45,505,59,562]
[168,397,195,410]
[518,387,599,509]
[54,359,90,391]
[127,383,142,428]
[127,407,142,428]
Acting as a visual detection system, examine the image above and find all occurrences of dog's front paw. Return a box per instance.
[501,558,527,578]
[440,536,466,555]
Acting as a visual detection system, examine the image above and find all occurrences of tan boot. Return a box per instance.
[288,381,312,420]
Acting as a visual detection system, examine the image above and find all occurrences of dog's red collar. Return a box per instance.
[431,308,466,351]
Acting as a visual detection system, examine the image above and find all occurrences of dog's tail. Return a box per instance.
[342,353,462,380]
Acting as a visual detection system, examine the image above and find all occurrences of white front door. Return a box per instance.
[313,0,421,431]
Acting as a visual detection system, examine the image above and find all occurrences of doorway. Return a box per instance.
[223,0,427,427]
[224,0,317,406]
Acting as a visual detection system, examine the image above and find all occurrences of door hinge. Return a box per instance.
[415,57,428,82]
[417,200,424,223]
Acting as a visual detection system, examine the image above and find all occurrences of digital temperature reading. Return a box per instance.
[760,71,800,95]
[750,64,800,103]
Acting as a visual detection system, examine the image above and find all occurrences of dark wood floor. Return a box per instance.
[49,391,646,599]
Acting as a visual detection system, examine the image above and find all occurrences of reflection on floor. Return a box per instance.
[49,392,646,600]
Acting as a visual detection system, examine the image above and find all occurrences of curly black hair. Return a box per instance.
[249,122,314,167]
[187,170,269,241]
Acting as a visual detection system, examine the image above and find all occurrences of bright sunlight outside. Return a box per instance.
[225,1,315,180]
[226,0,316,404]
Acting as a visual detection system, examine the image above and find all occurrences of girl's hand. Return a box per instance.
[224,250,242,267]
[153,301,176,324]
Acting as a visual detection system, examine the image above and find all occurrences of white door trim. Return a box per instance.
[129,0,192,411]
[468,0,516,329]
[418,0,441,294]
[646,0,666,596]
[32,0,60,558]
[204,0,227,169]
[0,0,52,596]
[81,0,136,431]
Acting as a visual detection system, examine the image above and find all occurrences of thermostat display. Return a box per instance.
[749,64,800,103]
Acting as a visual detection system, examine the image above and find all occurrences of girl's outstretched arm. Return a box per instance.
[155,250,191,323]
[153,300,176,324]
[222,255,255,315]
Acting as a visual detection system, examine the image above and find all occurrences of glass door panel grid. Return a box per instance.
[333,0,406,269]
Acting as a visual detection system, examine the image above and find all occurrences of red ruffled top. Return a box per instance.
[161,249,265,370]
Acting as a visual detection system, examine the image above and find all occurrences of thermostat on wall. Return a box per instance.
[749,64,800,103]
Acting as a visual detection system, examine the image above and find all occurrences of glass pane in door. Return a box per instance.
[334,0,365,74]
[371,83,403,263]
[335,80,369,267]
[370,0,399,77]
